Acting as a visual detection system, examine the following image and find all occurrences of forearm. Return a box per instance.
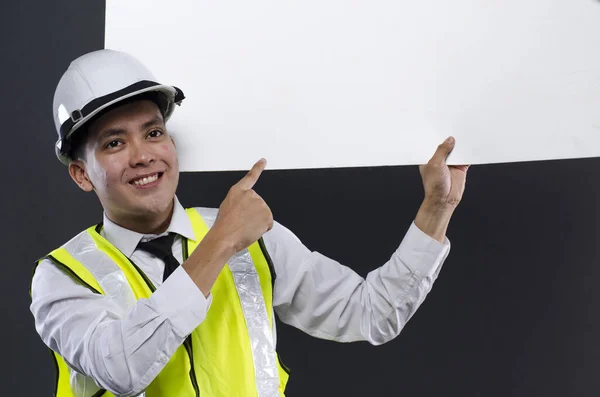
[82,291,191,395]
[270,221,449,345]
[31,264,208,396]
[414,199,455,243]
[182,226,236,296]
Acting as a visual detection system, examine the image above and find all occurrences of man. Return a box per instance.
[30,49,469,397]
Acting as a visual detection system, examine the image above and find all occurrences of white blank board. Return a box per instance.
[106,0,600,171]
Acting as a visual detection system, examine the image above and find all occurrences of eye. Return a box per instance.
[106,140,122,149]
[148,129,164,138]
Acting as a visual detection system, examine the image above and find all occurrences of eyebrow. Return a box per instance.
[99,128,126,141]
[140,115,165,131]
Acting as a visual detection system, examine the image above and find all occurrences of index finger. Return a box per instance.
[236,158,267,190]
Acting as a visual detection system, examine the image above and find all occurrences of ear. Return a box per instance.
[68,160,94,192]
[170,134,177,148]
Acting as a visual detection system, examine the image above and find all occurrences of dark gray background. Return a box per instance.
[4,1,600,395]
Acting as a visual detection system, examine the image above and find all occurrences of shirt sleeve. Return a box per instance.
[30,263,210,396]
[266,221,450,345]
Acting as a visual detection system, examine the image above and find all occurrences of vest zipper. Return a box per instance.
[183,336,201,396]
[180,238,201,396]
[258,237,277,289]
[278,354,291,375]
[181,238,201,396]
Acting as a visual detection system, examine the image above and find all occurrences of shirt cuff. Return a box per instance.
[149,266,212,338]
[395,222,451,278]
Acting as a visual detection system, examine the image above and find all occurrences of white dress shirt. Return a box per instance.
[30,197,450,396]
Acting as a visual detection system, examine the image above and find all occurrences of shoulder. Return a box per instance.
[32,226,98,284]
[37,227,94,264]
[31,227,97,299]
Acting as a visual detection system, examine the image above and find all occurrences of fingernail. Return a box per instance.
[445,136,455,144]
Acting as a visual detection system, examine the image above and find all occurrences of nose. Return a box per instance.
[128,138,155,167]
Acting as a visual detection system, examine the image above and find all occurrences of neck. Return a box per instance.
[107,200,175,235]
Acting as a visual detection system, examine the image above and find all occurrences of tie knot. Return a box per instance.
[137,233,176,260]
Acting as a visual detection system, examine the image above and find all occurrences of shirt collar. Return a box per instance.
[101,196,196,258]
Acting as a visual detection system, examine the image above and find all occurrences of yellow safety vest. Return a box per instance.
[32,208,290,397]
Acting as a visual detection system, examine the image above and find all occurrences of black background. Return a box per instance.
[4,1,600,396]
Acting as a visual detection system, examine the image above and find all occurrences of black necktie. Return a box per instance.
[137,233,180,281]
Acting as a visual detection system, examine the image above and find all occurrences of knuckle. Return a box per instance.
[446,197,461,207]
[427,161,440,170]
[247,189,258,200]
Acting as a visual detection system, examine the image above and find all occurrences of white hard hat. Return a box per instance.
[52,49,185,164]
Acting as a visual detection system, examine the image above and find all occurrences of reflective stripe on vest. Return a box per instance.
[34,207,289,397]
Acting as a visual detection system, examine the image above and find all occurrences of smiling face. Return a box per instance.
[69,99,180,233]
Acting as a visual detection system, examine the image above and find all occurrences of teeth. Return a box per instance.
[133,174,159,186]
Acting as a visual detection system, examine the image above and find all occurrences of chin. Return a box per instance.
[130,192,175,217]
[146,196,174,215]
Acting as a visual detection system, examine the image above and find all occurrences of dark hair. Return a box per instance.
[67,91,169,162]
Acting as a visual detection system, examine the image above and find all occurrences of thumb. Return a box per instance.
[431,136,455,165]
